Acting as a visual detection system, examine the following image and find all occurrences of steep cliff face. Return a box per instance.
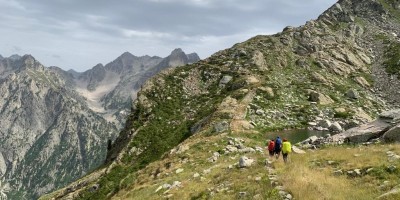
[0,55,118,199]
[40,0,400,199]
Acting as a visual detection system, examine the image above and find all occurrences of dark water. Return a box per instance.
[264,129,330,143]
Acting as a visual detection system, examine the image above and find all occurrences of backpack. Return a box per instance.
[268,141,275,151]
[275,138,282,148]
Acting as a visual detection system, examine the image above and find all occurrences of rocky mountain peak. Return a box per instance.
[170,48,184,55]
[8,54,22,61]
[187,52,201,63]
[0,54,3,60]
[119,51,136,60]
[165,48,189,67]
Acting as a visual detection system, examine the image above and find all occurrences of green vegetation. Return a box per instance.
[378,0,400,22]
[383,42,400,77]
[275,144,400,200]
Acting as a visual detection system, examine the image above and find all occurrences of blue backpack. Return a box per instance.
[275,137,282,148]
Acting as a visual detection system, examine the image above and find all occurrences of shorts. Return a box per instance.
[274,148,281,154]
[269,150,274,156]
[283,153,288,159]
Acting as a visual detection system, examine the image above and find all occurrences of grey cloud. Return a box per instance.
[0,0,337,71]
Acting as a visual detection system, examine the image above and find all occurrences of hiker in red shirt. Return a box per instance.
[267,139,275,158]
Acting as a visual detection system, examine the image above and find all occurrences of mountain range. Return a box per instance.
[0,49,199,199]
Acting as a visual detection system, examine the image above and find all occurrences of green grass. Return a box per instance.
[383,42,400,77]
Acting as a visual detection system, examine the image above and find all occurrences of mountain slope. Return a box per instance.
[0,49,199,199]
[0,55,118,199]
[42,0,400,199]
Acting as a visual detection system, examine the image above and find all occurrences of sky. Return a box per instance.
[0,0,337,72]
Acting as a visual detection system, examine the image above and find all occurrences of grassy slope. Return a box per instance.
[112,129,400,200]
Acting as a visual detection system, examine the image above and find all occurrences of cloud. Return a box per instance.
[0,0,337,71]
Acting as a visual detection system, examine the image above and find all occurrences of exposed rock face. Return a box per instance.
[0,49,200,199]
[0,55,118,199]
[382,125,400,142]
[75,49,200,124]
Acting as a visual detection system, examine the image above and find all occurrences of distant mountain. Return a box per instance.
[0,49,199,199]
[0,55,118,199]
[75,49,200,124]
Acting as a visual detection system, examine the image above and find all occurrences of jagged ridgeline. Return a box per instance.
[41,0,400,199]
[0,49,199,199]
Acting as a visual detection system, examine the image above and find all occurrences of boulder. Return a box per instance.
[378,185,400,199]
[306,136,319,144]
[258,87,274,99]
[380,109,400,122]
[329,122,343,132]
[318,120,332,129]
[219,75,233,87]
[309,91,334,105]
[311,72,329,84]
[382,124,400,143]
[346,89,359,99]
[292,145,306,154]
[239,156,254,168]
[354,76,370,87]
[251,51,267,70]
[214,121,229,133]
[225,145,238,153]
[256,109,265,115]
[341,119,391,143]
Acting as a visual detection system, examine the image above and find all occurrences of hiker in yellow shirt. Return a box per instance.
[282,138,292,163]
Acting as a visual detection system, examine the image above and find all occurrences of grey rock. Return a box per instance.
[239,156,254,168]
[193,173,200,178]
[292,146,306,154]
[219,75,233,86]
[380,109,400,121]
[309,91,334,105]
[333,170,343,176]
[318,120,332,129]
[163,183,172,189]
[341,119,391,143]
[382,124,400,143]
[377,185,400,199]
[329,122,343,132]
[225,145,238,153]
[172,181,182,188]
[346,89,360,99]
[238,147,256,153]
[256,109,265,115]
[214,121,229,133]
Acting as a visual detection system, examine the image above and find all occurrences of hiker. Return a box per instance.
[267,139,275,158]
[282,138,292,163]
[274,136,282,159]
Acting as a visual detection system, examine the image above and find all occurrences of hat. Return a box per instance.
[283,138,288,142]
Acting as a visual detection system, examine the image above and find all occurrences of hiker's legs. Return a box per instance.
[269,150,274,158]
[283,153,288,163]
[275,150,280,159]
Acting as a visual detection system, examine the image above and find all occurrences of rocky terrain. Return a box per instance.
[74,48,199,125]
[0,49,198,199]
[39,0,400,199]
